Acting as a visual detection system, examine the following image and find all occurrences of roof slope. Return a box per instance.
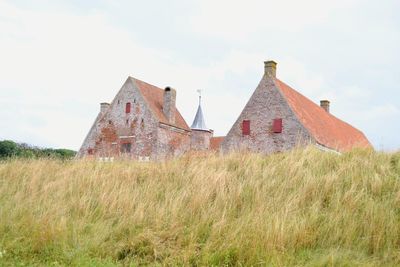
[275,79,371,152]
[131,77,190,131]
[191,103,208,130]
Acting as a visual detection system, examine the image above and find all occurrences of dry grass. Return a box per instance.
[0,147,400,266]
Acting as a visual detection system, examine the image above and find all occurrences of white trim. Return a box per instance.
[98,157,114,162]
[138,156,150,162]
[315,143,341,155]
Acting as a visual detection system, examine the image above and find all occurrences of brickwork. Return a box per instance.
[157,124,191,159]
[78,60,370,159]
[221,74,313,154]
[78,78,190,160]
[190,129,213,151]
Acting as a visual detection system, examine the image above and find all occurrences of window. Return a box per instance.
[87,148,94,155]
[125,102,131,113]
[273,118,282,133]
[126,119,129,125]
[242,120,250,135]
[121,143,131,153]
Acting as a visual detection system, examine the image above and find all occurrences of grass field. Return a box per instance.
[1,147,400,266]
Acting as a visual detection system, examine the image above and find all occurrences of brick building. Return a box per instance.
[77,77,215,160]
[221,61,371,153]
[78,60,371,159]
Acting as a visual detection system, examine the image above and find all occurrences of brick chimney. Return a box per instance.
[264,60,277,78]
[320,100,330,113]
[100,102,110,114]
[163,87,176,124]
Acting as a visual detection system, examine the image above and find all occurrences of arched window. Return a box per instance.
[125,102,131,113]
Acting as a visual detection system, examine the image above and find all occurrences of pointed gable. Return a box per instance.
[130,77,190,131]
[275,79,371,152]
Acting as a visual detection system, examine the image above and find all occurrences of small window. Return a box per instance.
[242,120,250,135]
[121,143,131,153]
[87,148,94,155]
[273,118,282,133]
[125,102,131,113]
[133,99,136,103]
[126,119,129,125]
[108,120,112,125]
[118,100,120,104]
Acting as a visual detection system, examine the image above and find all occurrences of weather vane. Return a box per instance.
[197,89,202,104]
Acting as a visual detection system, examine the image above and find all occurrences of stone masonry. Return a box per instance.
[78,77,192,160]
[221,61,313,154]
[78,60,371,159]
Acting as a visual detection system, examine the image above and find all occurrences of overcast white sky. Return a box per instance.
[0,0,399,151]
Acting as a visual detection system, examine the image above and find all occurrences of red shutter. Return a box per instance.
[125,102,131,113]
[273,118,282,133]
[242,120,250,135]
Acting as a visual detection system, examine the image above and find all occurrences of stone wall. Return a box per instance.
[190,129,213,151]
[221,74,314,154]
[78,78,159,159]
[78,77,194,160]
[156,123,191,159]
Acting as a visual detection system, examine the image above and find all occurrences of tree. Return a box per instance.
[0,140,76,160]
[0,140,20,158]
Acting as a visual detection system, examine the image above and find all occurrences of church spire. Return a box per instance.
[190,90,208,131]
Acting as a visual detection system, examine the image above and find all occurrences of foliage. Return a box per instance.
[0,140,76,160]
[0,147,399,266]
[0,140,20,158]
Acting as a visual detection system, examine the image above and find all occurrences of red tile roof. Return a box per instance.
[210,136,224,151]
[131,77,190,131]
[275,79,371,152]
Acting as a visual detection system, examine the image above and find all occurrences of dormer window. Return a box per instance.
[125,102,131,113]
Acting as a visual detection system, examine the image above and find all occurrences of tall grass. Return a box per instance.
[0,147,400,266]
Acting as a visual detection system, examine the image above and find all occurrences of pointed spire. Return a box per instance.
[190,90,208,131]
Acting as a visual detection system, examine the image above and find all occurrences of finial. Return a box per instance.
[197,89,202,105]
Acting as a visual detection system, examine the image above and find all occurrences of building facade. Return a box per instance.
[221,61,371,153]
[78,60,371,159]
[77,77,214,160]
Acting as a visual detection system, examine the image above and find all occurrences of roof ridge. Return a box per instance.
[274,78,371,151]
[130,76,190,131]
[129,76,164,92]
[275,78,364,134]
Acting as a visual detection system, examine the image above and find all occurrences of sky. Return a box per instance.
[0,0,399,151]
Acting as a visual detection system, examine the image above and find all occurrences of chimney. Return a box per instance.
[100,102,110,114]
[163,87,176,124]
[264,60,277,78]
[320,100,330,113]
